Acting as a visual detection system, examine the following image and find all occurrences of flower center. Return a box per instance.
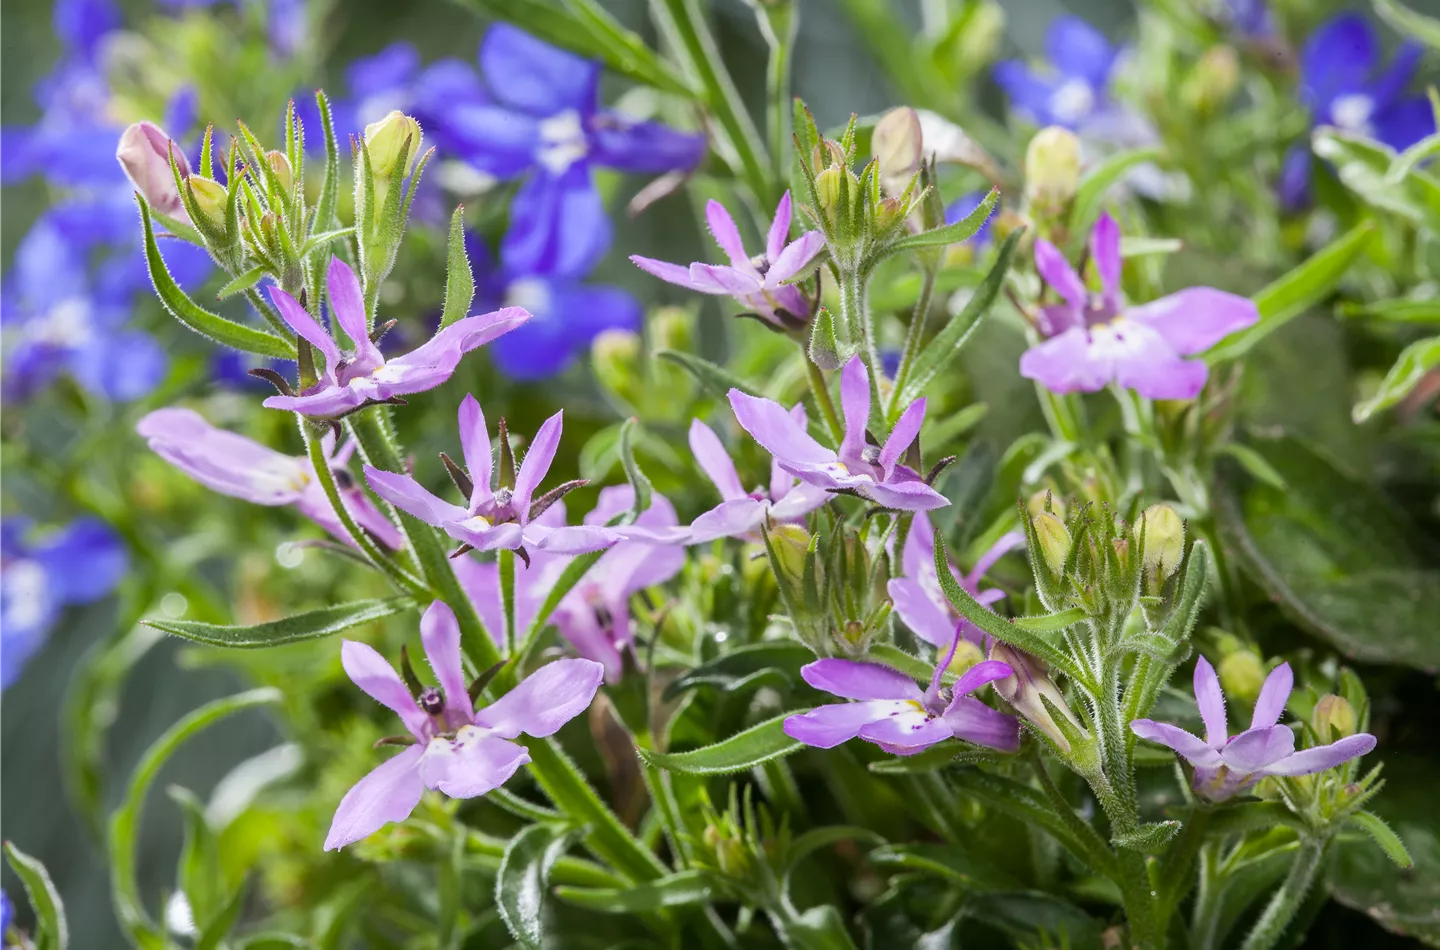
[1329,94,1375,136]
[418,686,446,716]
[505,277,554,317]
[2,559,50,630]
[749,254,771,277]
[1049,79,1096,125]
[536,110,588,175]
[28,298,94,348]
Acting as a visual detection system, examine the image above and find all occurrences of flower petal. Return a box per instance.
[801,659,922,701]
[473,657,605,738]
[1018,327,1110,395]
[1250,662,1293,730]
[630,255,718,293]
[458,394,494,509]
[418,729,529,798]
[859,710,953,754]
[269,284,340,371]
[704,199,750,268]
[1090,212,1123,307]
[728,390,835,467]
[1126,288,1258,357]
[1260,733,1376,777]
[340,639,428,739]
[950,659,1017,698]
[1046,16,1116,89]
[688,263,762,296]
[1300,13,1376,110]
[838,356,871,464]
[327,257,381,365]
[1130,719,1222,768]
[688,498,765,543]
[889,578,958,649]
[766,231,825,284]
[502,167,610,280]
[589,115,705,173]
[323,744,425,850]
[689,418,745,500]
[479,23,599,115]
[1220,725,1296,772]
[879,397,925,480]
[1193,655,1228,748]
[766,191,793,262]
[767,482,827,521]
[514,410,562,513]
[1034,239,1086,314]
[783,701,912,748]
[138,408,308,506]
[420,601,473,726]
[363,465,471,527]
[942,697,1021,752]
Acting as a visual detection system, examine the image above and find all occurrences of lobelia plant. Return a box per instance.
[3,2,1434,949]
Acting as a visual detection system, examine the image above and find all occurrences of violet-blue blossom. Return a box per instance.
[1131,656,1377,802]
[1280,14,1435,209]
[994,17,1123,133]
[438,25,706,277]
[325,600,603,849]
[888,513,1023,649]
[728,356,948,511]
[684,416,828,544]
[262,257,528,417]
[363,394,616,555]
[630,193,825,330]
[468,231,640,380]
[783,632,1020,755]
[1019,213,1258,400]
[137,407,403,550]
[2,517,127,689]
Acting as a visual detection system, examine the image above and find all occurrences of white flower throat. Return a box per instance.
[1049,79,1096,125]
[536,110,588,175]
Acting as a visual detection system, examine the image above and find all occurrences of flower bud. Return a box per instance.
[814,167,842,221]
[591,328,643,405]
[1183,46,1240,116]
[1023,127,1080,217]
[185,175,228,233]
[1311,695,1357,741]
[1140,504,1184,585]
[873,106,922,196]
[767,523,811,589]
[266,149,294,194]
[1026,490,1066,520]
[945,638,984,677]
[1217,649,1265,703]
[990,643,1085,753]
[117,121,190,219]
[1031,511,1072,576]
[364,111,422,180]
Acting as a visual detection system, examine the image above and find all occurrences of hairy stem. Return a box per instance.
[804,352,845,443]
[1240,835,1327,950]
[499,547,517,658]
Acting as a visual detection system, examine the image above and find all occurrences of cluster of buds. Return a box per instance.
[689,787,790,910]
[353,110,430,299]
[762,519,892,659]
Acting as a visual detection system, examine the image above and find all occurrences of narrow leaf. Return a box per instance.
[216,266,268,300]
[618,417,653,518]
[138,197,296,359]
[882,188,998,254]
[4,842,68,950]
[1373,0,1440,51]
[1067,147,1163,247]
[441,207,475,328]
[1112,820,1182,854]
[1353,335,1440,422]
[637,714,802,774]
[496,823,578,950]
[656,348,759,398]
[554,869,716,913]
[663,641,815,700]
[143,598,412,648]
[1350,811,1414,868]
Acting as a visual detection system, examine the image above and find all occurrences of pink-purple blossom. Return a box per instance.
[683,416,828,544]
[783,633,1020,755]
[363,394,615,555]
[325,600,603,849]
[1131,656,1376,802]
[263,257,529,417]
[888,513,1023,649]
[630,192,824,330]
[1019,213,1258,400]
[137,407,402,550]
[728,356,948,512]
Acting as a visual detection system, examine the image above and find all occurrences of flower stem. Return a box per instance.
[499,547,517,658]
[1240,835,1327,950]
[756,1,797,188]
[803,351,845,443]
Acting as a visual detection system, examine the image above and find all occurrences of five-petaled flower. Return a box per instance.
[1019,213,1258,400]
[888,513,1023,650]
[262,257,528,417]
[325,600,604,849]
[1131,656,1376,802]
[363,394,616,555]
[682,415,828,544]
[137,407,402,550]
[728,356,948,511]
[994,16,1123,132]
[783,632,1020,755]
[630,193,825,330]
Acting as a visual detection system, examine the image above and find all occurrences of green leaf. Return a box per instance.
[215,266,268,300]
[617,417,653,517]
[786,826,886,870]
[138,197,297,359]
[662,641,815,700]
[1067,147,1163,247]
[1351,811,1414,868]
[655,348,759,399]
[1206,222,1375,364]
[5,842,69,950]
[453,0,693,96]
[554,869,716,913]
[193,882,247,950]
[881,188,998,255]
[496,823,578,950]
[637,714,802,775]
[299,227,356,256]
[1216,443,1288,491]
[1353,335,1440,422]
[1313,129,1440,228]
[169,787,222,925]
[110,689,281,949]
[1014,607,1087,635]
[314,90,341,233]
[440,207,475,329]
[1341,297,1440,324]
[898,228,1023,406]
[1216,434,1440,670]
[807,306,853,371]
[1112,820,1182,854]
[142,597,412,648]
[870,842,1023,890]
[1374,0,1440,51]
[1331,818,1440,944]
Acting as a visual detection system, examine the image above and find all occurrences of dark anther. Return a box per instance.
[247,368,295,397]
[749,254,771,276]
[861,445,882,465]
[418,687,446,716]
[492,486,514,510]
[332,468,355,490]
[593,604,615,630]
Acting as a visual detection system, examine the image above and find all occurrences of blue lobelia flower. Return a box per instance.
[437,25,706,279]
[1,517,127,689]
[1280,13,1436,209]
[1224,0,1274,39]
[468,231,641,380]
[993,17,1123,132]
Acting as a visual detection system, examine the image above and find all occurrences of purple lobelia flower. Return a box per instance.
[685,416,828,544]
[1131,656,1377,802]
[630,193,825,330]
[325,600,603,849]
[994,17,1123,133]
[888,513,1023,649]
[363,394,616,555]
[728,356,948,511]
[1280,14,1435,209]
[1019,213,1258,400]
[2,517,127,689]
[438,25,706,278]
[261,257,528,417]
[783,632,1020,755]
[137,407,403,550]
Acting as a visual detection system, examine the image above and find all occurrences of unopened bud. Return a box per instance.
[1140,504,1184,584]
[835,619,870,656]
[1183,46,1240,116]
[1023,127,1080,216]
[591,329,643,404]
[364,111,422,179]
[117,121,191,219]
[1311,695,1357,741]
[1032,511,1072,576]
[1218,649,1265,703]
[1026,490,1066,519]
[649,306,694,353]
[873,106,922,196]
[767,523,811,587]
[185,176,228,232]
[945,639,984,677]
[990,643,1084,753]
[266,149,294,194]
[814,167,842,220]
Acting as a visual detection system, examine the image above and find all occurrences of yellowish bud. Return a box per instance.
[1140,504,1185,583]
[1031,511,1072,576]
[185,176,228,232]
[1023,126,1080,215]
[364,111,422,179]
[266,150,294,193]
[1311,695,1357,740]
[1218,650,1266,703]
